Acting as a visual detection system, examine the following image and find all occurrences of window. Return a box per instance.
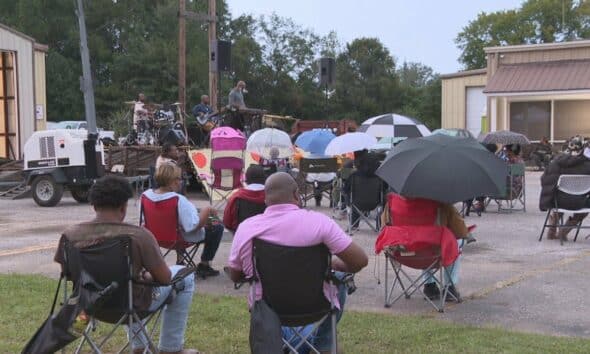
[510,102,550,141]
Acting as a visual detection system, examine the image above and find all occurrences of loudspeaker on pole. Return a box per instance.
[318,57,336,87]
[211,40,231,72]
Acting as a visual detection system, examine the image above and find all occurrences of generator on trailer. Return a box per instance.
[23,129,104,206]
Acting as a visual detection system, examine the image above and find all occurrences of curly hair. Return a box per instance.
[89,175,133,209]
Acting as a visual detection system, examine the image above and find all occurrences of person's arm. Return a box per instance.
[333,242,368,273]
[147,263,172,284]
[140,231,172,284]
[322,216,368,273]
[177,196,211,232]
[228,267,246,283]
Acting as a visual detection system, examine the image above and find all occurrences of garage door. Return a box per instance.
[465,86,486,137]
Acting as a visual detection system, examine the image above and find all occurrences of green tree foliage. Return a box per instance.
[0,0,442,129]
[456,0,590,70]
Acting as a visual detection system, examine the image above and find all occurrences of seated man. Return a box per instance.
[142,163,224,278]
[540,137,590,240]
[223,165,266,232]
[227,172,368,353]
[54,175,198,354]
[381,195,472,301]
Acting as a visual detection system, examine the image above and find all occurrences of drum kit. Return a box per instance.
[124,101,187,146]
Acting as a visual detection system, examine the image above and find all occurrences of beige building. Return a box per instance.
[442,40,590,142]
[0,22,47,160]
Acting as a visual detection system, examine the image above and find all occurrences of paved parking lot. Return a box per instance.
[2,171,590,338]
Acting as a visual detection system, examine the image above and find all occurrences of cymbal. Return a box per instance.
[171,102,182,106]
[124,101,136,105]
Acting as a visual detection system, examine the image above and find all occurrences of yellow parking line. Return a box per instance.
[0,243,56,257]
[467,249,590,300]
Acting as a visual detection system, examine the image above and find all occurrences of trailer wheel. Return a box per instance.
[70,186,89,203]
[32,175,64,207]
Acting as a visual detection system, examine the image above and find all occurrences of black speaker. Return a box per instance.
[211,40,231,72]
[319,57,336,87]
[159,129,186,146]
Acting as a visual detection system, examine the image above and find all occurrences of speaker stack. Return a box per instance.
[211,40,231,72]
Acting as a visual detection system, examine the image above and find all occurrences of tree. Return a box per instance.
[456,0,590,70]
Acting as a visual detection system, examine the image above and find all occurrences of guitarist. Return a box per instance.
[191,94,213,124]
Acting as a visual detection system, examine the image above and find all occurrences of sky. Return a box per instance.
[225,0,524,74]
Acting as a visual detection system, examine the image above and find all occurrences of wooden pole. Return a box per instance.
[208,0,218,110]
[178,0,186,111]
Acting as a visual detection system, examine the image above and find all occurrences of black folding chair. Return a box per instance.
[61,236,192,354]
[298,158,338,207]
[252,238,339,354]
[347,174,383,234]
[236,198,266,225]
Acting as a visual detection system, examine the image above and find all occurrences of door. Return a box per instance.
[465,86,486,137]
[0,51,17,159]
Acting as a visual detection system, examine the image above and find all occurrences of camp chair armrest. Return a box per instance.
[134,267,197,288]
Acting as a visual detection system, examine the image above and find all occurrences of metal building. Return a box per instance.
[0,22,47,160]
[442,40,590,142]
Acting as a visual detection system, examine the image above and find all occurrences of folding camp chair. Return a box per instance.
[380,194,461,313]
[298,157,338,207]
[140,195,203,267]
[208,127,246,210]
[488,163,526,213]
[235,198,266,226]
[331,166,354,214]
[539,174,590,244]
[59,237,191,354]
[252,238,339,354]
[347,174,383,234]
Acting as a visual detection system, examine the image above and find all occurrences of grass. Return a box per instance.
[2,274,590,353]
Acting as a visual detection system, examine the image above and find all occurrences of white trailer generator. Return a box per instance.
[24,129,105,206]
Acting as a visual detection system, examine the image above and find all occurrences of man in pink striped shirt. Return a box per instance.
[227,172,368,352]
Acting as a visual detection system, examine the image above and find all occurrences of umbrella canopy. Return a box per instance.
[481,130,531,145]
[295,129,336,155]
[246,128,293,158]
[376,134,507,203]
[324,132,377,156]
[371,137,407,151]
[432,128,474,139]
[358,113,431,139]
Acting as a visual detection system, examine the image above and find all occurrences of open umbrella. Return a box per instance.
[324,132,377,155]
[376,134,507,203]
[358,113,431,139]
[246,128,293,158]
[481,130,531,145]
[295,129,336,155]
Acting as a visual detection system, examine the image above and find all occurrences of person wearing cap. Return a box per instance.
[540,135,590,241]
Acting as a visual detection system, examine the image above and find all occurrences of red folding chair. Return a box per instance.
[140,195,202,267]
[377,193,460,312]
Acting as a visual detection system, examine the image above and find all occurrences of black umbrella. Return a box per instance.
[376,134,507,203]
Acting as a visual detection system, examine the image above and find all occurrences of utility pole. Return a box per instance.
[178,0,186,111]
[75,0,97,135]
[208,0,218,110]
[178,0,218,111]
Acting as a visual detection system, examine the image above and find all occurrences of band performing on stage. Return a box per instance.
[124,80,267,147]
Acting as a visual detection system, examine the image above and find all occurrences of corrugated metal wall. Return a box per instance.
[34,50,46,131]
[0,27,35,158]
[441,73,487,129]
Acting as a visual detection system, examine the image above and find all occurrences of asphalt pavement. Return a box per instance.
[2,171,590,338]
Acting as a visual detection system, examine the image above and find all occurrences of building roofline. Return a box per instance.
[440,68,487,79]
[0,21,48,51]
[484,39,590,54]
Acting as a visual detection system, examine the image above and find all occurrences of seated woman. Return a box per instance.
[259,147,289,177]
[381,194,474,301]
[142,163,224,278]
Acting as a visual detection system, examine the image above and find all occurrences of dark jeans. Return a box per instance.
[201,224,224,262]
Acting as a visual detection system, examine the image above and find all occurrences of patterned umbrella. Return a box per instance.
[481,130,531,145]
[358,113,431,139]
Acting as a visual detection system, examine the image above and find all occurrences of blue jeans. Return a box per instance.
[425,239,465,286]
[282,271,348,352]
[129,265,195,352]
